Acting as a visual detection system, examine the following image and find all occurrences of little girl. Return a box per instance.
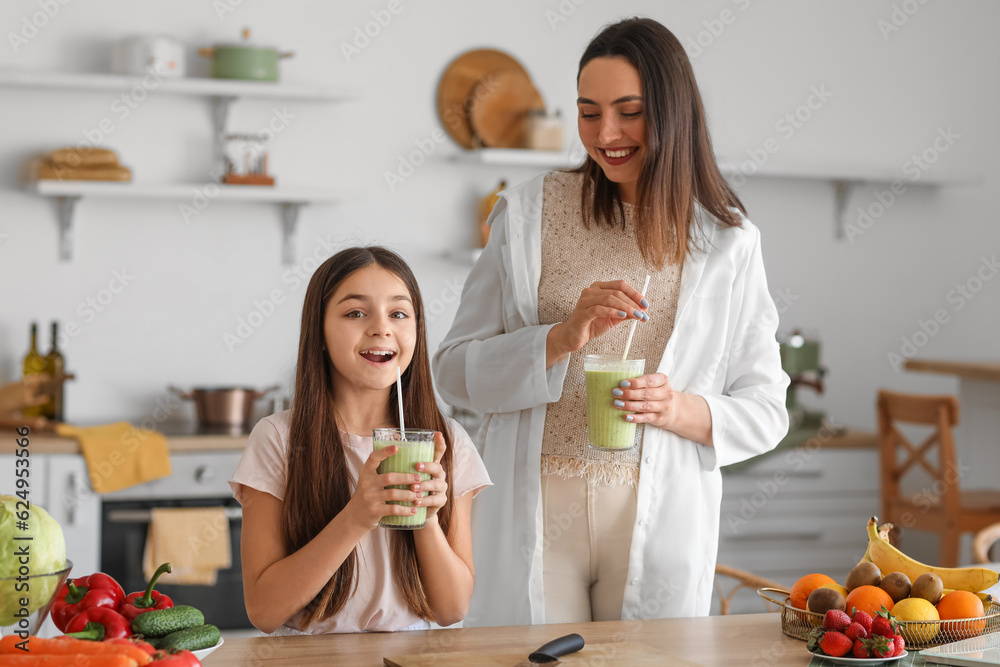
[229,246,491,634]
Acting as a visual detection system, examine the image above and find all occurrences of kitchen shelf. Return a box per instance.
[449,148,585,169]
[0,68,358,101]
[27,180,350,264]
[452,148,980,239]
[2,68,360,263]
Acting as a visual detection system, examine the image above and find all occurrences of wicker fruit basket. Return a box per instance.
[757,587,1000,650]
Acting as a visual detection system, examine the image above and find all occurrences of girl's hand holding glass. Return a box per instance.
[349,445,426,527]
[414,431,449,521]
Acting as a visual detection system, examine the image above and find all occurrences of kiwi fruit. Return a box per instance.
[910,572,944,605]
[807,587,847,615]
[846,561,882,592]
[879,571,912,602]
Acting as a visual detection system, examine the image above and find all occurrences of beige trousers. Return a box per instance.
[541,474,637,623]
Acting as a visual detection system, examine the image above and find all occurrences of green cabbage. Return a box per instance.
[0,495,67,627]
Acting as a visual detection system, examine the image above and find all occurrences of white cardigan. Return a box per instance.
[432,173,789,626]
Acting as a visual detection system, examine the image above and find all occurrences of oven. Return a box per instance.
[99,451,253,630]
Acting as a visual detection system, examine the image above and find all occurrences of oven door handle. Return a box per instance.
[106,507,243,524]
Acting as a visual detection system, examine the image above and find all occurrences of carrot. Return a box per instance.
[0,635,149,665]
[0,655,137,666]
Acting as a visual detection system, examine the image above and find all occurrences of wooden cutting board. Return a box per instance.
[469,69,543,149]
[436,48,532,149]
[384,642,700,666]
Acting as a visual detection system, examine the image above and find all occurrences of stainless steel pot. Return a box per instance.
[169,385,279,426]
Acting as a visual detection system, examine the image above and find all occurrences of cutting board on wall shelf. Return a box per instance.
[469,69,543,148]
[384,642,694,666]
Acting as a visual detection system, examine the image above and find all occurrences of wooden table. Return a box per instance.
[904,358,1000,491]
[211,613,809,666]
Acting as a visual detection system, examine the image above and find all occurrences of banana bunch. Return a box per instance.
[861,517,999,593]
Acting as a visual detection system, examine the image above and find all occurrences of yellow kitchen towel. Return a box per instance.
[55,422,172,494]
[143,507,232,586]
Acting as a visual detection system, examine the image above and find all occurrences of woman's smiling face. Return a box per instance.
[577,56,646,203]
[323,264,417,394]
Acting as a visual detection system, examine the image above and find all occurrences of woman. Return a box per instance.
[433,17,789,626]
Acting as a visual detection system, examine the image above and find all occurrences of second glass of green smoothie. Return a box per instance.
[584,354,645,451]
[373,428,436,529]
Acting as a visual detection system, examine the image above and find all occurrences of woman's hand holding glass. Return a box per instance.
[611,372,714,446]
[610,372,677,428]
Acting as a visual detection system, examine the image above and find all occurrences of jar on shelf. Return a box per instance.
[524,109,564,151]
[222,133,274,186]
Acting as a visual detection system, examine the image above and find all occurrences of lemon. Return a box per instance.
[892,597,940,644]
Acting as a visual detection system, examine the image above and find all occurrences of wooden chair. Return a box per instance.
[877,390,1000,567]
[973,522,1000,564]
[714,564,784,615]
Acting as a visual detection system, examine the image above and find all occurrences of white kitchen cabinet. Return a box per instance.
[713,445,879,615]
[0,453,99,606]
[38,455,101,577]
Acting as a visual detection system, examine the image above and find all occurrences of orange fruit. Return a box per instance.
[790,573,837,610]
[937,590,986,638]
[844,584,895,617]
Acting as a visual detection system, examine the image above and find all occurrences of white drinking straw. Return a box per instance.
[396,366,405,434]
[622,274,652,361]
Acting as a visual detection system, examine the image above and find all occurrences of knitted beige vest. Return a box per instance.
[538,171,682,487]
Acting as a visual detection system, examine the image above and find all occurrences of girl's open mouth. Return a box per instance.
[360,349,396,364]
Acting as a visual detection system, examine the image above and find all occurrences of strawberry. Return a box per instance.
[893,635,906,657]
[851,608,873,635]
[844,621,868,641]
[823,609,851,632]
[819,631,854,658]
[867,635,894,659]
[853,638,871,659]
[872,606,899,638]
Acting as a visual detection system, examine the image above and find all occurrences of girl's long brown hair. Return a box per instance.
[575,17,745,268]
[281,246,455,625]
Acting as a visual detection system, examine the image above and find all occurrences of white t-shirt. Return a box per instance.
[228,411,492,634]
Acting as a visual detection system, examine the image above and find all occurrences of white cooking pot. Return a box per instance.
[111,35,186,77]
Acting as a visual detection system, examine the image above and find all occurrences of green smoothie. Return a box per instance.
[373,430,435,529]
[584,355,645,451]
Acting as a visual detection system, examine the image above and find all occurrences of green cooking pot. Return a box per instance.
[199,29,293,82]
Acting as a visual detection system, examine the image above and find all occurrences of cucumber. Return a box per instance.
[157,624,221,651]
[131,605,205,638]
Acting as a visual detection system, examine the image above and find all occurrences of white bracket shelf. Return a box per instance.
[2,69,361,263]
[0,68,359,101]
[28,180,348,264]
[451,148,979,239]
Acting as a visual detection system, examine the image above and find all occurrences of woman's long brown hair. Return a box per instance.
[575,17,745,268]
[281,246,455,625]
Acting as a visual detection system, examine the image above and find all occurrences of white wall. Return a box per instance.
[0,0,996,432]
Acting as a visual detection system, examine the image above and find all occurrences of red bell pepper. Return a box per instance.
[63,606,132,641]
[119,562,175,622]
[51,572,126,632]
[149,649,202,666]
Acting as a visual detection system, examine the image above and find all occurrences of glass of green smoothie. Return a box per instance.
[584,354,645,451]
[372,428,436,529]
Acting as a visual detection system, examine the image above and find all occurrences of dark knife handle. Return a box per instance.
[529,633,585,662]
